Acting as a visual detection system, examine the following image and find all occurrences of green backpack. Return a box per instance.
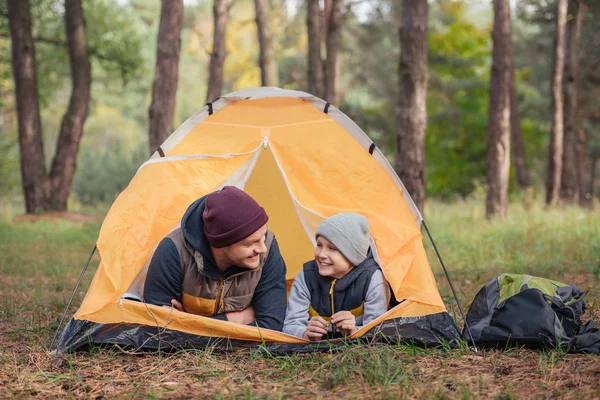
[463,274,599,354]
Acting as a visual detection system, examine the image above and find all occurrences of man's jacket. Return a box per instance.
[143,196,287,331]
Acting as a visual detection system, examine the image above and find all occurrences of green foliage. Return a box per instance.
[0,126,20,197]
[73,138,147,206]
[85,0,145,84]
[426,1,491,198]
[72,105,148,205]
[341,2,398,154]
[339,1,493,198]
[276,4,307,90]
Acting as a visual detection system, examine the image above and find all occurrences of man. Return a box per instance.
[143,186,287,331]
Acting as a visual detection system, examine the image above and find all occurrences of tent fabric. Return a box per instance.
[57,87,459,352]
[57,312,459,354]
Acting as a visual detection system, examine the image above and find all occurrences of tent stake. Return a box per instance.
[421,220,479,353]
[49,245,97,351]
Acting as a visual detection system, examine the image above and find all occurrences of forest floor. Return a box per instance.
[1,200,599,399]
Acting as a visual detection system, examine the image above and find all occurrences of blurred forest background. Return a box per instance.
[0,0,599,218]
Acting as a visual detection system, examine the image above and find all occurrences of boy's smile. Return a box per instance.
[315,236,353,279]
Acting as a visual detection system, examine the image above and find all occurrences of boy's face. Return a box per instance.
[314,236,353,279]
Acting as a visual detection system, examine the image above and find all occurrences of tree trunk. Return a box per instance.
[560,0,583,203]
[206,0,228,103]
[306,0,324,98]
[148,0,183,154]
[47,0,92,211]
[395,0,428,214]
[324,0,343,105]
[510,66,530,188]
[486,0,513,219]
[545,0,568,206]
[8,0,92,213]
[7,0,49,213]
[576,125,587,204]
[591,157,598,203]
[254,0,278,87]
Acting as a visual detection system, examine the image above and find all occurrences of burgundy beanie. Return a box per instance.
[202,186,269,248]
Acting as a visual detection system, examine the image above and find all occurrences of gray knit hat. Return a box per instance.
[315,213,370,266]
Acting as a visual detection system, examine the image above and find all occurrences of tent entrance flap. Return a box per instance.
[244,146,316,280]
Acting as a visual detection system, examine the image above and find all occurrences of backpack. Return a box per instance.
[462,273,600,354]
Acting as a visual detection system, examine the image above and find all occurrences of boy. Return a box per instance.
[283,213,390,340]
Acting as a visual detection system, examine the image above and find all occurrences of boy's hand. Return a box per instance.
[302,316,329,341]
[331,311,358,336]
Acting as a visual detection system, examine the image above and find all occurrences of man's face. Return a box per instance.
[224,224,268,269]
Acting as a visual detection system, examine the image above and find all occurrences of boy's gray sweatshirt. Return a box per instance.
[283,269,390,339]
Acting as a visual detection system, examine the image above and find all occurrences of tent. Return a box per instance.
[55,87,461,353]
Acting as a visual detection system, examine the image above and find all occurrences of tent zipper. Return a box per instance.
[329,279,337,332]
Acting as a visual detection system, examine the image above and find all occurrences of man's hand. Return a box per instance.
[331,311,357,336]
[302,316,329,341]
[162,299,185,312]
[225,306,256,325]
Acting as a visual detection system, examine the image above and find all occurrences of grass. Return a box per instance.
[424,200,600,314]
[0,198,599,398]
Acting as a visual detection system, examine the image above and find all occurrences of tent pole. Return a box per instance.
[421,220,479,353]
[48,245,97,351]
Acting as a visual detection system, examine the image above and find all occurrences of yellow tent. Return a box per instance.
[56,87,459,352]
